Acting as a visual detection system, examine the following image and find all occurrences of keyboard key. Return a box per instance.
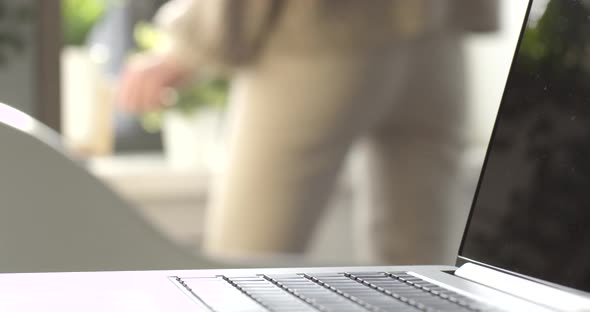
[176,272,505,312]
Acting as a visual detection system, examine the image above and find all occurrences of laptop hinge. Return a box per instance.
[455,262,590,312]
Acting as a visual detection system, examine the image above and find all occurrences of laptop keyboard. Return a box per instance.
[174,272,504,312]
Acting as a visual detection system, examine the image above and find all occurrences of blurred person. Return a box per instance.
[118,0,498,264]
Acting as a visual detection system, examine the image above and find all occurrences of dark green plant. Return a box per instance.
[519,0,590,75]
[0,2,34,65]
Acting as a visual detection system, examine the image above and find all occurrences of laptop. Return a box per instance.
[0,0,589,310]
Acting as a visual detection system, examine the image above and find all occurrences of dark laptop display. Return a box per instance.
[460,0,590,293]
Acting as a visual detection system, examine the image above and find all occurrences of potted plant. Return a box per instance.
[134,23,230,170]
[61,0,113,156]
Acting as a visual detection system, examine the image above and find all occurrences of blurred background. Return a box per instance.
[0,0,528,266]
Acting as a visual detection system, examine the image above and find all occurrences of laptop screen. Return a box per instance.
[459,0,590,293]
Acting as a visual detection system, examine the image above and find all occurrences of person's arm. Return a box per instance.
[118,53,191,112]
[118,0,280,112]
[155,0,280,70]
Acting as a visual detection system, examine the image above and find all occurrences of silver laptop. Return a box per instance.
[1,0,589,311]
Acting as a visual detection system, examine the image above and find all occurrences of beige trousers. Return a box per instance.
[203,32,470,265]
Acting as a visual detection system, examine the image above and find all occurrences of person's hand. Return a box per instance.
[118,54,192,112]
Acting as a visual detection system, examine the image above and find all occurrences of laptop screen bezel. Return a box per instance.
[457,0,533,263]
[453,0,574,286]
[457,0,590,296]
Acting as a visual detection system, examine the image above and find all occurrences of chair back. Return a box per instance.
[0,103,219,272]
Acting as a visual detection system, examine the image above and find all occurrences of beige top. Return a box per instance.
[155,0,499,70]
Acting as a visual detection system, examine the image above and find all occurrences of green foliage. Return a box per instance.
[133,23,230,132]
[140,110,164,133]
[174,78,229,115]
[62,0,106,46]
[134,22,165,51]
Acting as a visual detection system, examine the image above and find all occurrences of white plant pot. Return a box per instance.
[162,108,225,172]
[60,46,113,155]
